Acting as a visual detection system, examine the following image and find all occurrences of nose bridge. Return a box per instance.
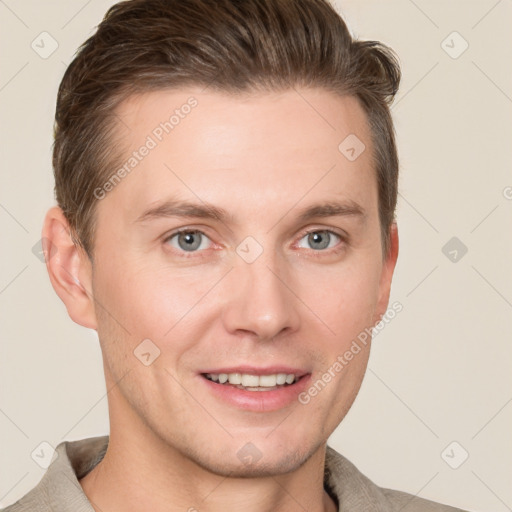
[222,241,300,340]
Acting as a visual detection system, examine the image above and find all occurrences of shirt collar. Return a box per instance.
[31,436,385,511]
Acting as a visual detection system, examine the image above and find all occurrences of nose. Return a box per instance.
[221,248,301,342]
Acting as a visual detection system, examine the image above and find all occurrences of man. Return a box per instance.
[3,0,471,511]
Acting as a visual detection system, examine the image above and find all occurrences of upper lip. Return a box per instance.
[200,366,309,377]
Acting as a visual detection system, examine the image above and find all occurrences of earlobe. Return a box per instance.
[374,222,399,324]
[42,206,97,330]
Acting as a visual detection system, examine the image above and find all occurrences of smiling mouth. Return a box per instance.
[202,372,301,391]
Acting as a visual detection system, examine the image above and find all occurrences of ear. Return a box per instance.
[41,206,97,330]
[373,222,399,324]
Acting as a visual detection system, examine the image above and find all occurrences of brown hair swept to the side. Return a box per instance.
[53,0,401,259]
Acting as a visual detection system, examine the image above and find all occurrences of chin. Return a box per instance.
[183,438,323,478]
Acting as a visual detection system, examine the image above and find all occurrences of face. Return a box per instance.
[84,87,397,476]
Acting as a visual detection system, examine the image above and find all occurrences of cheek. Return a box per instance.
[296,256,382,339]
[93,254,165,322]
[91,253,225,349]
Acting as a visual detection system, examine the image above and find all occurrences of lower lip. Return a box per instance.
[200,374,311,412]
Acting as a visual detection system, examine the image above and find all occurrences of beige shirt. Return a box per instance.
[2,436,469,511]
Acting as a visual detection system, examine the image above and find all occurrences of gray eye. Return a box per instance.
[168,230,210,252]
[298,231,340,251]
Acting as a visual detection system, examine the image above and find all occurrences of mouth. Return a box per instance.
[198,366,311,412]
[202,372,302,391]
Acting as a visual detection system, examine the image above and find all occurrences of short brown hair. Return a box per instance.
[53,0,400,259]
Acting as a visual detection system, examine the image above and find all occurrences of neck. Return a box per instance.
[80,434,336,512]
[79,389,337,512]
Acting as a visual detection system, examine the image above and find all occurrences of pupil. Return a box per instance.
[309,231,329,250]
[179,231,201,251]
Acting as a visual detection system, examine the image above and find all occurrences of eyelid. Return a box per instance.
[164,227,208,240]
[298,226,348,241]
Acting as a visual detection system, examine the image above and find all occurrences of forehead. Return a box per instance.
[103,87,376,222]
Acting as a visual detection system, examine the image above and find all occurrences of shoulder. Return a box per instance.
[1,489,49,512]
[380,487,469,511]
[1,436,108,512]
[325,445,471,512]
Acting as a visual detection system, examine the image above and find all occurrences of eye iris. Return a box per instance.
[178,231,202,251]
[308,231,330,250]
[174,231,335,252]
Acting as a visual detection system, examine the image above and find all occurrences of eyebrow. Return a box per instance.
[134,197,366,226]
[134,199,230,224]
[295,200,365,223]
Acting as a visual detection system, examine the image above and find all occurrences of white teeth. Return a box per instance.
[205,372,298,388]
[259,374,277,387]
[276,373,287,385]
[285,374,295,384]
[241,374,259,387]
[228,373,242,384]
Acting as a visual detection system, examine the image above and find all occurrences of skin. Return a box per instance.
[43,87,398,512]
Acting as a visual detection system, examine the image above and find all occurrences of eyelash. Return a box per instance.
[163,227,347,259]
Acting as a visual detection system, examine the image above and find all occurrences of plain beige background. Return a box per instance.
[1,0,511,510]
